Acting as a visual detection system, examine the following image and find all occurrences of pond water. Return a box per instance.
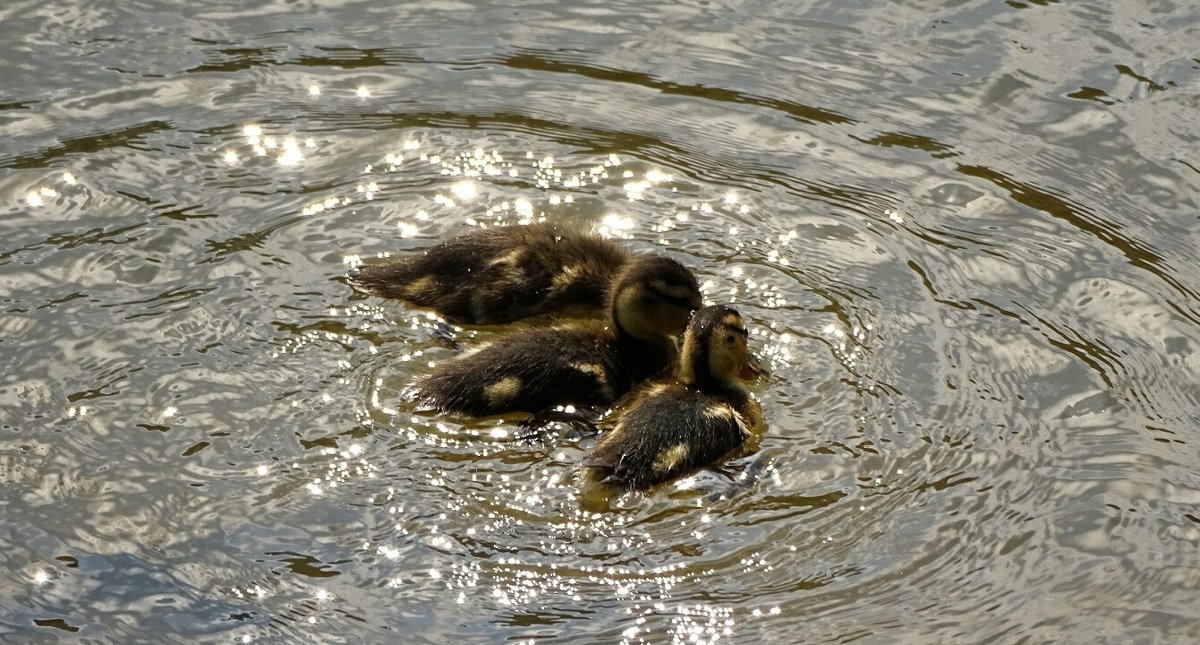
[3,0,1200,642]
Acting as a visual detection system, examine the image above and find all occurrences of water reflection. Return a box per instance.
[4,0,1200,641]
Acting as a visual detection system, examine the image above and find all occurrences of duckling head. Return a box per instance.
[679,305,759,391]
[610,256,703,343]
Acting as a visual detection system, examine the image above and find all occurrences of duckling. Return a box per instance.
[582,305,764,491]
[411,255,703,416]
[351,222,630,324]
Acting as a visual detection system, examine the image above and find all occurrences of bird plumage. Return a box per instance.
[583,305,763,490]
[411,255,703,416]
[351,223,629,324]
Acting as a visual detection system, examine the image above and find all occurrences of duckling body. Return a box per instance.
[583,305,763,490]
[351,223,629,324]
[412,255,703,416]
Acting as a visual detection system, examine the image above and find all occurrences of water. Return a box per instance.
[3,0,1200,642]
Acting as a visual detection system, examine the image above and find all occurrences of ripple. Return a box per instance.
[4,2,1200,641]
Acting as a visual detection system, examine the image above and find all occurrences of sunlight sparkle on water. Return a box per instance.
[33,570,49,585]
[451,180,478,201]
[356,85,370,98]
[308,84,321,96]
[62,172,76,186]
[623,180,650,200]
[624,167,672,197]
[277,137,303,166]
[599,213,636,238]
[32,186,58,205]
[514,198,534,219]
[301,196,343,216]
[357,182,379,200]
[663,603,735,643]
[223,149,240,165]
[645,169,673,184]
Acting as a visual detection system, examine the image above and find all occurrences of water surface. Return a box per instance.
[3,0,1200,642]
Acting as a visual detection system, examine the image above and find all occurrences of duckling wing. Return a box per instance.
[584,388,749,489]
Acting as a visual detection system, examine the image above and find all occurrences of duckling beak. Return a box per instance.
[740,352,765,381]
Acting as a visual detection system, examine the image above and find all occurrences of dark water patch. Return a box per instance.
[0,121,174,170]
[503,50,856,127]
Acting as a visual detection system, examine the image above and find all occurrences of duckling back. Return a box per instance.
[413,323,623,416]
[352,223,628,324]
[583,384,756,490]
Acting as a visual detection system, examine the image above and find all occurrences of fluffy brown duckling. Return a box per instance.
[410,255,703,416]
[351,222,629,324]
[582,304,763,491]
